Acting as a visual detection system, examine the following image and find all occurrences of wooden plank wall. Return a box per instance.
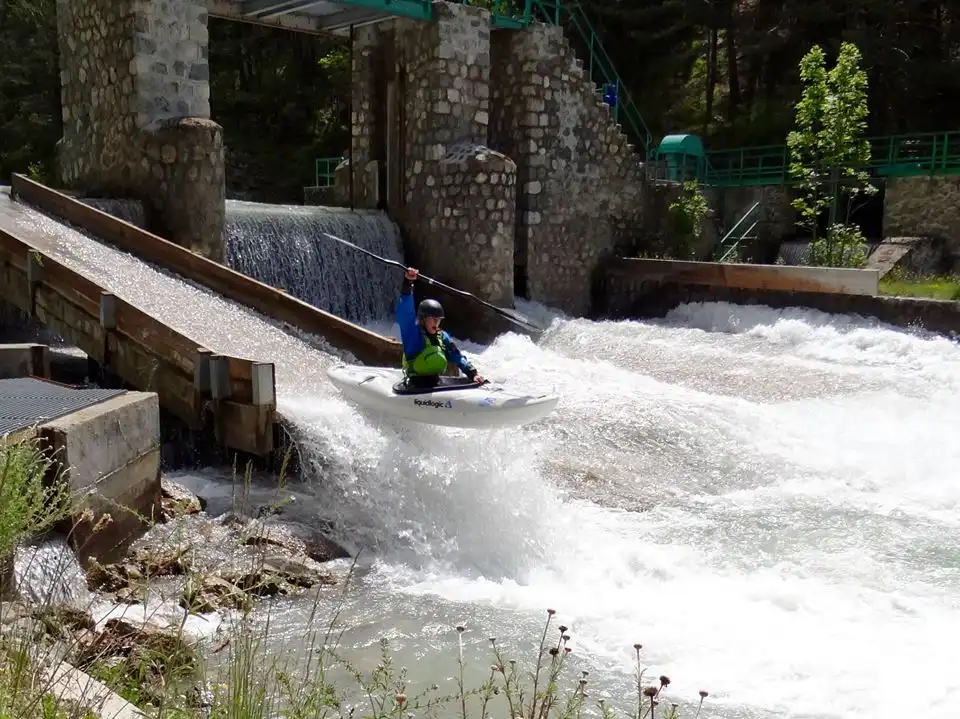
[10,173,403,367]
[0,228,276,456]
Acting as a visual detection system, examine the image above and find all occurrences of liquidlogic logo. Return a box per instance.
[414,398,453,409]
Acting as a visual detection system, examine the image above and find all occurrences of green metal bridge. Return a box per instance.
[651,131,960,188]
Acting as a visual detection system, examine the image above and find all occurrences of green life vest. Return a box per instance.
[402,331,449,376]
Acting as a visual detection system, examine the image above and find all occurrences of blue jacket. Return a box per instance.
[396,281,477,378]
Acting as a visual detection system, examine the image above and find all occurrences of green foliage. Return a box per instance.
[0,436,73,559]
[208,19,351,201]
[879,268,960,300]
[0,0,61,185]
[786,41,874,267]
[665,181,709,259]
[803,223,868,269]
[462,0,524,19]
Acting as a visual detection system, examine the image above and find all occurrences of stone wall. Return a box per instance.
[56,0,225,260]
[361,2,516,330]
[343,24,381,209]
[883,176,960,271]
[709,185,797,262]
[489,22,645,316]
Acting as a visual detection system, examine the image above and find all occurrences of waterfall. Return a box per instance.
[71,195,405,325]
[224,200,405,325]
[79,198,147,228]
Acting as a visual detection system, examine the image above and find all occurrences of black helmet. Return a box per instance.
[417,299,445,319]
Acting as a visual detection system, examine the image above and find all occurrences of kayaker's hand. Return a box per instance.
[405,267,419,281]
[473,375,485,384]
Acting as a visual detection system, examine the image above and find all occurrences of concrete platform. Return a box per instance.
[0,360,161,566]
[39,390,162,565]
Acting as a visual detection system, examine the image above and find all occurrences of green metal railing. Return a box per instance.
[705,131,960,187]
[314,157,344,187]
[706,145,789,187]
[714,201,761,262]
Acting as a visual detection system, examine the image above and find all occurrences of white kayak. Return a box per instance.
[325,363,559,429]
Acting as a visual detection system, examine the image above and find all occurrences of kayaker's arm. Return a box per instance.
[443,333,479,381]
[396,276,424,358]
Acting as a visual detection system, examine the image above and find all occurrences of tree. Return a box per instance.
[786,41,875,267]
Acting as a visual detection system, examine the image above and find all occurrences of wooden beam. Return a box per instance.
[10,173,403,367]
[0,225,278,453]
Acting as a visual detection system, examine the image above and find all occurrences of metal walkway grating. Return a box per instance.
[0,378,126,436]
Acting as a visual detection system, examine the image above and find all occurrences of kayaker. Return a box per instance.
[397,267,485,388]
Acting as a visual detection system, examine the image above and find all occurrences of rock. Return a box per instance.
[0,601,44,642]
[33,604,96,640]
[99,617,198,673]
[219,553,336,597]
[85,558,141,592]
[131,544,192,577]
[240,520,350,563]
[114,585,146,605]
[181,575,250,613]
[68,618,198,708]
[160,477,206,519]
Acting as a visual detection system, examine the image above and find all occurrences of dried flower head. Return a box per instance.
[699,690,709,698]
[92,513,114,533]
[659,675,671,687]
[643,686,657,698]
[455,625,465,633]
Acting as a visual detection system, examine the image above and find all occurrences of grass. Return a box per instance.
[0,435,714,719]
[878,268,960,300]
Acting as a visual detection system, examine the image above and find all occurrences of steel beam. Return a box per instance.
[316,6,385,29]
[241,0,328,18]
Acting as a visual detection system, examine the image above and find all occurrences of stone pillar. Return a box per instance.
[489,23,645,316]
[342,24,381,209]
[391,1,515,322]
[56,0,225,261]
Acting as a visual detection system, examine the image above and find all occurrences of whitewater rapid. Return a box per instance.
[256,301,960,719]
[6,190,958,718]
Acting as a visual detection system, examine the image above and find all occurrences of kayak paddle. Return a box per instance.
[317,231,545,336]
